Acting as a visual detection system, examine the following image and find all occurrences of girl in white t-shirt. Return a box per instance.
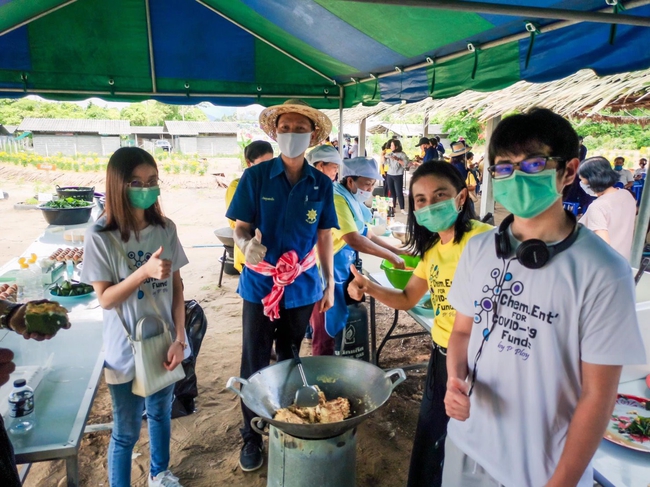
[81,147,189,487]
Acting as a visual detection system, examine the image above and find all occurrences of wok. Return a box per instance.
[227,356,406,440]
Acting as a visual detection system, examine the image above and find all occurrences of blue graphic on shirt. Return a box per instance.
[473,260,559,361]
[128,250,152,299]
[473,261,524,341]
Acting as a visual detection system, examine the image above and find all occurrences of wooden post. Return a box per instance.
[479,115,501,219]
[423,114,429,137]
[358,117,367,157]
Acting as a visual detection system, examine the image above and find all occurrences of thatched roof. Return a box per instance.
[325,68,650,125]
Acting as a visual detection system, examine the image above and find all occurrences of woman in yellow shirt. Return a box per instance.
[348,162,492,487]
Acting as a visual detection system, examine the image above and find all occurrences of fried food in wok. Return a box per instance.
[274,388,351,424]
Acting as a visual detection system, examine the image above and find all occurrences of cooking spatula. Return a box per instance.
[291,344,320,408]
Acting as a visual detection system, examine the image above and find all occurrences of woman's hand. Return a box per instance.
[390,254,405,270]
[319,282,335,313]
[142,246,172,280]
[164,341,184,371]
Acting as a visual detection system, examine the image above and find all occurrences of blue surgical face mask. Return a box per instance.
[615,165,623,171]
[353,188,373,204]
[276,132,312,158]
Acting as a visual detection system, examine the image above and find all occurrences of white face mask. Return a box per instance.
[353,188,373,203]
[580,181,597,197]
[276,132,312,158]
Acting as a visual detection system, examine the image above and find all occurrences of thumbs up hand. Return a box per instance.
[244,228,267,265]
[347,265,369,301]
[143,246,172,280]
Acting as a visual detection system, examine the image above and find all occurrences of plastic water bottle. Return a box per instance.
[16,262,31,300]
[16,262,41,301]
[8,379,35,434]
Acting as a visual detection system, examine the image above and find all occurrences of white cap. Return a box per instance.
[307,145,342,165]
[340,157,382,180]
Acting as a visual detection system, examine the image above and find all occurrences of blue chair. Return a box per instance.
[614,182,625,189]
[563,201,580,215]
[632,180,644,205]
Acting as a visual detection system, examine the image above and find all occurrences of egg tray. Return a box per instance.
[0,283,18,302]
[49,247,83,264]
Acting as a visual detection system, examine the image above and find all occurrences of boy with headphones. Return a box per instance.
[442,109,646,487]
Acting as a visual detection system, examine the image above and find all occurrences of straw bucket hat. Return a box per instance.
[259,99,332,147]
[450,140,472,156]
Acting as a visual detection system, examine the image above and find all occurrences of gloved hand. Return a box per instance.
[243,228,267,265]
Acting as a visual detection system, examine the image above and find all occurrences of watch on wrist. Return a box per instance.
[175,339,188,350]
[0,303,21,331]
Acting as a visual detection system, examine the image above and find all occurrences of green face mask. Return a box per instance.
[493,170,561,219]
[128,187,160,209]
[413,196,460,233]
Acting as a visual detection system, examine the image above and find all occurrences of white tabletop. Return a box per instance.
[0,217,105,463]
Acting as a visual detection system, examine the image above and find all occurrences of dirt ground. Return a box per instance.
[0,163,432,487]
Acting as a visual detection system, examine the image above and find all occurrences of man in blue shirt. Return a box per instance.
[415,136,439,163]
[226,99,338,472]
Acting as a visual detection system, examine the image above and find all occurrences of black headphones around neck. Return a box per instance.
[494,210,580,269]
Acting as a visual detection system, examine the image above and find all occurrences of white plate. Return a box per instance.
[604,394,650,453]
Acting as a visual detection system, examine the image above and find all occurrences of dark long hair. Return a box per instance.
[101,147,166,242]
[390,139,403,153]
[405,161,477,258]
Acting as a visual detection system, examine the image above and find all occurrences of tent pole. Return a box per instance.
[345,0,650,27]
[479,115,500,220]
[0,0,78,37]
[359,117,367,157]
[342,0,650,88]
[423,114,429,137]
[196,0,337,86]
[338,86,344,158]
[144,0,157,93]
[631,183,650,267]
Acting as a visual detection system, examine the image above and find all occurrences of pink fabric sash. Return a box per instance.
[246,248,317,321]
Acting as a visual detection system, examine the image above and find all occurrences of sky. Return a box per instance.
[23,95,265,121]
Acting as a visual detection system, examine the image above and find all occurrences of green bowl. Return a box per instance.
[380,255,421,290]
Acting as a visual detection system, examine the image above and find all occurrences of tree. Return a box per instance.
[430,111,483,146]
[167,105,208,122]
[86,102,120,120]
[120,101,170,126]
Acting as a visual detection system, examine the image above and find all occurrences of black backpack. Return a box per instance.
[171,300,208,418]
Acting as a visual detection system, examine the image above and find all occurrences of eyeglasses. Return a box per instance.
[488,156,564,180]
[127,179,161,188]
